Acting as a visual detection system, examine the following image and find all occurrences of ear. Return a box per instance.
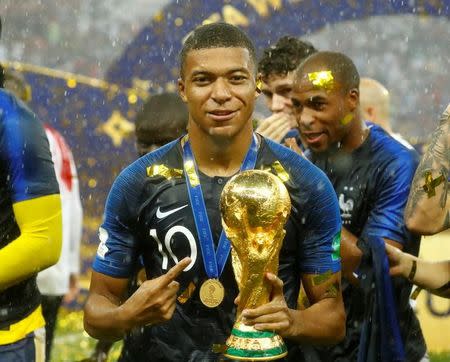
[347,88,359,111]
[178,78,187,103]
[366,106,375,118]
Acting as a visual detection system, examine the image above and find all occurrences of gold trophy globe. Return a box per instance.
[220,170,291,361]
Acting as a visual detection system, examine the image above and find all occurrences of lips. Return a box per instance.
[302,131,326,144]
[208,110,236,122]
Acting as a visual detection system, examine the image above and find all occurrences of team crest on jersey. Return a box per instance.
[339,186,355,224]
[97,227,109,258]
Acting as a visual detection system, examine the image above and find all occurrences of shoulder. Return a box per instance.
[0,88,17,106]
[0,89,35,122]
[109,140,180,199]
[262,137,335,195]
[368,124,419,170]
[366,124,419,188]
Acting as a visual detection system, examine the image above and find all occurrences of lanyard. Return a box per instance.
[182,134,258,279]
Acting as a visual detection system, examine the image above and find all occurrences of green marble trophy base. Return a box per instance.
[224,322,287,361]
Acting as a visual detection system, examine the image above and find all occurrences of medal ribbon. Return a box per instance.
[182,134,258,279]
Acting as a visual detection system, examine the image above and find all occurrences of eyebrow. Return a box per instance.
[190,68,251,77]
[274,84,292,92]
[291,94,326,105]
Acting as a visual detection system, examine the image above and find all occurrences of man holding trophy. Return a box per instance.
[84,23,345,361]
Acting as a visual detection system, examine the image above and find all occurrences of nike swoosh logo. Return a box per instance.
[156,204,188,219]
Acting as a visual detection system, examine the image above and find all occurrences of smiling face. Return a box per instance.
[291,70,358,153]
[178,47,258,140]
[260,71,295,115]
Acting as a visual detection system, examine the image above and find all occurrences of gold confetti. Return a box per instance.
[184,160,200,187]
[177,281,197,304]
[271,161,290,182]
[308,70,334,90]
[146,164,183,180]
[340,113,354,125]
[256,77,263,92]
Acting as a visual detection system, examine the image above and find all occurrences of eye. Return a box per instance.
[291,98,302,110]
[193,76,210,85]
[262,91,273,99]
[312,102,326,111]
[229,75,247,83]
[277,88,292,98]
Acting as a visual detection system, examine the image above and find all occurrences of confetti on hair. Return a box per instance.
[308,70,334,90]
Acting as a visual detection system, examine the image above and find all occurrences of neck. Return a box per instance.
[187,122,254,177]
[340,116,369,153]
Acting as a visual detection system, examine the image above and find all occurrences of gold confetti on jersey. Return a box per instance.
[146,164,183,180]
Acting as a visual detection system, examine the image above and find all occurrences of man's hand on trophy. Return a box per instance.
[240,273,294,337]
[121,257,191,327]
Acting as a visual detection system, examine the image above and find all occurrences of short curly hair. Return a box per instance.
[180,23,256,78]
[258,36,317,80]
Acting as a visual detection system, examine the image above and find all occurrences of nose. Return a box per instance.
[211,78,232,104]
[270,93,287,113]
[297,107,315,129]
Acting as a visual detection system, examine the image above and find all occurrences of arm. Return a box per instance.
[340,227,403,285]
[405,104,450,235]
[0,194,62,290]
[242,271,345,345]
[339,227,362,284]
[386,243,450,298]
[0,102,62,290]
[84,258,190,341]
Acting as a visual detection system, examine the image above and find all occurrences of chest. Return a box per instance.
[321,155,378,233]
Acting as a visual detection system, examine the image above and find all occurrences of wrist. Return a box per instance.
[283,308,299,339]
[407,259,418,282]
[117,303,135,333]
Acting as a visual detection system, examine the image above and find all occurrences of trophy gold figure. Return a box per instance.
[220,170,291,361]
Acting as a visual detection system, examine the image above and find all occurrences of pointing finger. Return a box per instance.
[162,257,191,284]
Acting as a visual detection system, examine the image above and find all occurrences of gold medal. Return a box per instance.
[199,279,224,308]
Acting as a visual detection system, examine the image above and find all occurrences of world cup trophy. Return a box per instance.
[220,170,291,361]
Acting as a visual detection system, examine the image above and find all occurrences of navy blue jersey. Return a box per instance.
[0,89,59,327]
[309,124,426,361]
[93,136,341,362]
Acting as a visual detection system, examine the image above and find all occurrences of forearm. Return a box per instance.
[84,293,131,341]
[0,194,62,290]
[340,227,362,279]
[287,297,346,344]
[405,109,449,234]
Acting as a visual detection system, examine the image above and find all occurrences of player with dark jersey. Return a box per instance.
[84,23,345,362]
[308,124,426,361]
[0,88,61,359]
[92,137,341,361]
[292,51,426,361]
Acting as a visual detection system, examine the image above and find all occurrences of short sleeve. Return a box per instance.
[298,170,342,274]
[361,155,418,245]
[92,166,143,278]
